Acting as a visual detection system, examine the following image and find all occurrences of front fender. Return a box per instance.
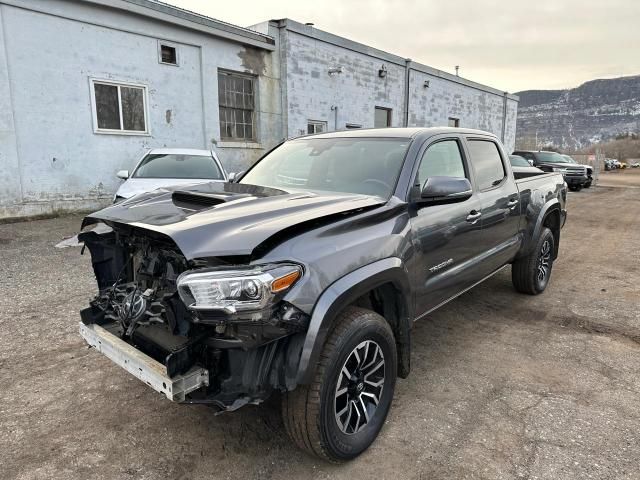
[295,257,412,385]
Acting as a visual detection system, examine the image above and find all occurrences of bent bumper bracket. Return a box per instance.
[79,322,209,402]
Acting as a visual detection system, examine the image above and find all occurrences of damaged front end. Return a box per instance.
[78,221,309,411]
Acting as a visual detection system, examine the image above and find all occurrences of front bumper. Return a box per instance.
[563,174,588,186]
[79,322,209,402]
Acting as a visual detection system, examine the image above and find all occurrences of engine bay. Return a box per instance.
[78,221,309,409]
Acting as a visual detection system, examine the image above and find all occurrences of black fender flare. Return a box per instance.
[521,198,562,259]
[295,257,413,385]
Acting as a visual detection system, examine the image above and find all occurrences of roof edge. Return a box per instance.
[88,0,276,49]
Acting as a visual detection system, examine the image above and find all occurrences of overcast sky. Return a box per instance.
[164,0,640,93]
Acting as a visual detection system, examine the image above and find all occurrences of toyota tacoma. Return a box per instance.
[79,128,567,462]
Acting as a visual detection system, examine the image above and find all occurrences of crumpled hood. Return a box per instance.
[84,182,385,259]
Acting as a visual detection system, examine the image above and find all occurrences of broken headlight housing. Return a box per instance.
[176,264,302,314]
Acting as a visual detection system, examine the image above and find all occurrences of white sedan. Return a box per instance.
[114,148,228,202]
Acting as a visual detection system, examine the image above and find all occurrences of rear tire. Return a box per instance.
[282,307,397,463]
[512,227,555,295]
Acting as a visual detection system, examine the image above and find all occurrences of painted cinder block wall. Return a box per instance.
[0,0,282,219]
[1,2,518,219]
[262,19,518,151]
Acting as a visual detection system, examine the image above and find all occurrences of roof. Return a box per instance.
[83,0,276,50]
[147,148,213,155]
[301,127,499,139]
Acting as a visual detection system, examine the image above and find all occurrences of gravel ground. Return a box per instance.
[1,170,639,480]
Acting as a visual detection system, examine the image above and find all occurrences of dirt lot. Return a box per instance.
[1,170,639,480]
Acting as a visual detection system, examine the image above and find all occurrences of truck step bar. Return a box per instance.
[79,322,209,402]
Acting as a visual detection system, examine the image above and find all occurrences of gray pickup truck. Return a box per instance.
[79,127,567,462]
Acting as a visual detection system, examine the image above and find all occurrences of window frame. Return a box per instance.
[465,138,508,192]
[89,78,150,136]
[217,69,257,142]
[158,40,179,66]
[307,120,327,135]
[413,137,470,191]
[374,106,392,128]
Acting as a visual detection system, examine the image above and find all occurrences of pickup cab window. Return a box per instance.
[416,139,466,188]
[467,140,506,189]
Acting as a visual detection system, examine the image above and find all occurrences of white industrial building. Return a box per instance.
[0,0,518,219]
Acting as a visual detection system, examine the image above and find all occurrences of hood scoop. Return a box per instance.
[172,190,243,210]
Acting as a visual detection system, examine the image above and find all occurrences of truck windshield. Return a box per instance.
[537,152,571,163]
[133,154,223,179]
[240,137,410,198]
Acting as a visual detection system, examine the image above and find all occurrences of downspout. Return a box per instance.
[276,19,288,141]
[501,92,508,143]
[331,105,339,131]
[404,58,412,127]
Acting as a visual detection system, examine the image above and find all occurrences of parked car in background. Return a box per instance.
[560,154,593,188]
[630,162,640,168]
[512,150,588,191]
[79,128,567,462]
[113,149,228,203]
[509,154,546,179]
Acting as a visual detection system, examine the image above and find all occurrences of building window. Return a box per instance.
[448,117,460,127]
[374,107,392,128]
[218,70,256,141]
[90,79,148,134]
[159,42,178,65]
[307,120,327,134]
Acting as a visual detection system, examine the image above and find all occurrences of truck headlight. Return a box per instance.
[177,264,302,313]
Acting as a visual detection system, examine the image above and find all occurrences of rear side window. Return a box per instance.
[467,140,506,190]
[417,140,466,189]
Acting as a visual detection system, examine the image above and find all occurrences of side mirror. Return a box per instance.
[116,170,129,180]
[528,159,534,166]
[419,176,472,205]
[228,171,244,183]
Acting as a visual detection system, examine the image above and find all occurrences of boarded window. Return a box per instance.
[218,71,256,141]
[92,80,147,134]
[159,44,177,65]
[374,107,392,128]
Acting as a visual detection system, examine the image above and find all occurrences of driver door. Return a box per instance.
[408,137,486,317]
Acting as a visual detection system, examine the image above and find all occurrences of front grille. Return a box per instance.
[565,167,586,176]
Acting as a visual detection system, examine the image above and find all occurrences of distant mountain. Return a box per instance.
[515,75,640,150]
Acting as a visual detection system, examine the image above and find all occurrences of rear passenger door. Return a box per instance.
[465,138,521,275]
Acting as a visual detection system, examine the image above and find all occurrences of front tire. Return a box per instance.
[282,307,397,462]
[512,227,555,295]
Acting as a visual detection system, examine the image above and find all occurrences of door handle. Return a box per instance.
[466,210,482,223]
[507,199,519,209]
